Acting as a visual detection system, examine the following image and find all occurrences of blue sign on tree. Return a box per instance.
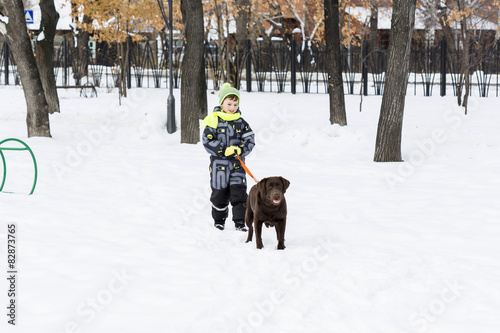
[24,10,34,24]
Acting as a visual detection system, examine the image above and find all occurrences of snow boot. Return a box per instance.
[214,220,225,230]
[235,220,248,232]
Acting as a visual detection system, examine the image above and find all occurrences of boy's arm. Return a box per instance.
[202,126,225,157]
[239,120,255,157]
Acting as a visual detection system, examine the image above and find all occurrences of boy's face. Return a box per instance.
[221,97,238,114]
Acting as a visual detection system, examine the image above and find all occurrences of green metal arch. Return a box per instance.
[0,138,38,195]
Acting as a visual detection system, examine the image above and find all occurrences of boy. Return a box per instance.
[201,83,255,231]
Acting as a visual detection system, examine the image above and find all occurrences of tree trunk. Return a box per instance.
[69,1,91,84]
[324,0,347,126]
[180,0,207,144]
[76,14,92,83]
[119,41,128,98]
[459,15,470,114]
[369,0,379,49]
[214,0,223,90]
[374,0,417,162]
[0,0,51,137]
[36,0,60,114]
[234,0,249,90]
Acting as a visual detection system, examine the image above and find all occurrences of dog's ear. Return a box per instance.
[280,177,290,193]
[257,177,268,193]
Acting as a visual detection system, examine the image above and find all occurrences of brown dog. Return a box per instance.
[245,176,290,250]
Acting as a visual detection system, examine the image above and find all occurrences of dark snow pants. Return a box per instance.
[209,157,247,224]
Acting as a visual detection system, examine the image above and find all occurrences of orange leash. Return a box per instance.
[235,154,259,183]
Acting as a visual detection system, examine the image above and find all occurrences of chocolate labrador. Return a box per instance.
[245,176,290,250]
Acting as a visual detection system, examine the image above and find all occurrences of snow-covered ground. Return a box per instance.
[1,85,499,333]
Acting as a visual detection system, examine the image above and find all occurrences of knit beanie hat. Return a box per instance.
[218,83,240,106]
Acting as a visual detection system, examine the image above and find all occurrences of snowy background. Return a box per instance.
[1,85,499,333]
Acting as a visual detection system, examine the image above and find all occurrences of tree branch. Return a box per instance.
[309,18,323,41]
[283,0,305,49]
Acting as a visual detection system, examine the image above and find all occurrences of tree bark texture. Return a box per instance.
[324,0,347,126]
[36,0,60,114]
[0,0,51,137]
[458,14,470,113]
[369,0,379,49]
[119,41,129,98]
[374,0,417,162]
[180,0,207,144]
[233,0,249,90]
[74,13,92,84]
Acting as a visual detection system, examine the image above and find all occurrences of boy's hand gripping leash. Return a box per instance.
[235,154,259,183]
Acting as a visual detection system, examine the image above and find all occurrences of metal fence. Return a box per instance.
[1,38,500,97]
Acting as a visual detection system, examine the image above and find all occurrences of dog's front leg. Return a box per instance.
[276,219,286,250]
[255,221,264,249]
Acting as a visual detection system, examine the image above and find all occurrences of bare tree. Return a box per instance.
[419,0,440,44]
[324,0,347,126]
[0,0,51,137]
[181,0,207,144]
[72,0,165,97]
[374,0,417,162]
[35,0,60,113]
[438,0,499,113]
[69,2,92,84]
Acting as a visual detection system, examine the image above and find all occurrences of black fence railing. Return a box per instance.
[1,38,500,97]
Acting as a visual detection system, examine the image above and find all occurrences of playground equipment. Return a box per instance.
[0,138,38,195]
